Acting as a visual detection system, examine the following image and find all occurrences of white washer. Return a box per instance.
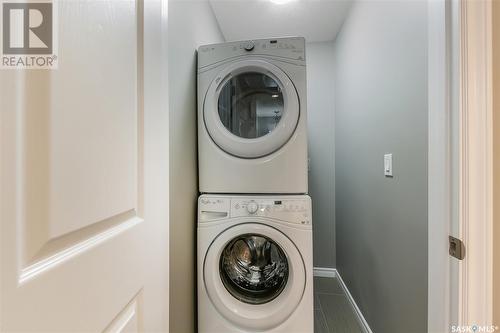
[197,37,308,194]
[198,195,313,333]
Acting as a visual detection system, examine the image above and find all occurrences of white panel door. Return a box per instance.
[0,0,169,331]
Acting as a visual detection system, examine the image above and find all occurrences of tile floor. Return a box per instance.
[314,276,364,333]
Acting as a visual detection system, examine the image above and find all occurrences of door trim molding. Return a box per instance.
[312,267,336,278]
[459,0,494,326]
[427,1,453,330]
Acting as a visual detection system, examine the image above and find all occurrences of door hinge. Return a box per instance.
[449,236,465,260]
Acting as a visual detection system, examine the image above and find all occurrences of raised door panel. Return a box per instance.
[19,0,142,277]
[104,294,142,333]
[49,0,138,239]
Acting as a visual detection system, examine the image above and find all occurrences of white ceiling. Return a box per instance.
[209,0,353,43]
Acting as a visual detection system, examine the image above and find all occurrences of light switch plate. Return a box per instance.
[384,154,393,177]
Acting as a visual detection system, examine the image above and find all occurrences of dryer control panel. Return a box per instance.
[198,195,311,226]
[197,37,305,70]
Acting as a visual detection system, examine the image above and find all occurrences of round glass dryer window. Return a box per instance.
[219,233,289,305]
[218,72,284,139]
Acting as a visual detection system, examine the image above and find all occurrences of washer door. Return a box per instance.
[204,60,300,158]
[203,223,306,331]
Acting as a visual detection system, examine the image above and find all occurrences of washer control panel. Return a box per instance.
[198,195,311,225]
[232,198,311,225]
[199,197,230,212]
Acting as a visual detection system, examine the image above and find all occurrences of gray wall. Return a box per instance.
[334,2,428,333]
[168,2,224,332]
[306,42,336,268]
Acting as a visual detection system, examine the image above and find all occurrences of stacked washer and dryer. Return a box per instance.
[197,37,313,333]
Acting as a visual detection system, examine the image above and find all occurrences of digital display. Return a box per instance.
[274,200,282,205]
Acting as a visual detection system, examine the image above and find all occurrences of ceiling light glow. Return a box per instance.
[269,0,296,5]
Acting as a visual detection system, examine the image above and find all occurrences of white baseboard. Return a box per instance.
[313,267,336,278]
[313,267,373,333]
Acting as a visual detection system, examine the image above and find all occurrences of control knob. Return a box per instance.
[243,41,255,51]
[246,201,258,214]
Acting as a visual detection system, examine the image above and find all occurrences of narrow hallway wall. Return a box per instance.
[168,2,224,332]
[306,42,336,269]
[334,2,428,332]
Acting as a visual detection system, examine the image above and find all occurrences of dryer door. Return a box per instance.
[203,222,306,331]
[204,60,300,158]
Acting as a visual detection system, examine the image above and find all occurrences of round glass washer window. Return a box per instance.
[219,233,289,305]
[218,72,284,139]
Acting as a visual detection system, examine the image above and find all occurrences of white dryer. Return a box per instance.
[197,37,308,194]
[197,194,313,333]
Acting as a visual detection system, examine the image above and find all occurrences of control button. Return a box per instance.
[246,201,258,214]
[243,41,255,51]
